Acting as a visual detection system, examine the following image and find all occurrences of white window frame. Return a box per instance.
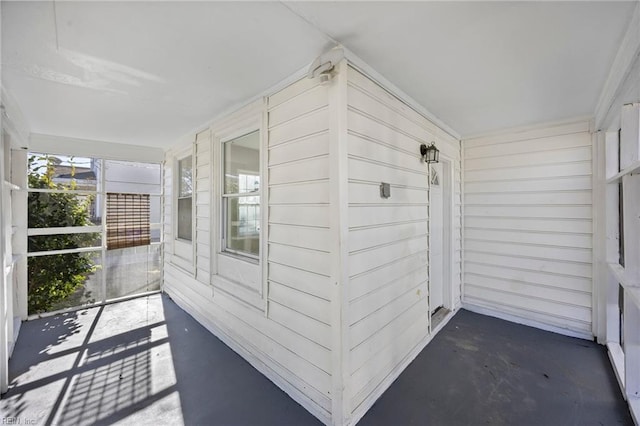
[600,105,640,421]
[173,146,195,267]
[211,100,266,298]
[221,132,261,261]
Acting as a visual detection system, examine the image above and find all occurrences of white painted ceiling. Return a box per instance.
[1,1,636,148]
[1,1,331,148]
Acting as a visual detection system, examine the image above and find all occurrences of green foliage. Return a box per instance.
[27,155,99,314]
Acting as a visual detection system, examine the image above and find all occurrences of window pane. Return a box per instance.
[150,195,162,243]
[226,196,260,256]
[619,182,624,267]
[619,283,624,349]
[224,131,260,194]
[178,157,193,197]
[150,195,162,223]
[151,226,162,243]
[105,244,161,300]
[28,250,103,315]
[177,197,192,241]
[28,192,100,227]
[104,160,161,194]
[29,153,98,191]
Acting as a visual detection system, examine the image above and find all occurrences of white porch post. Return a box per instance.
[12,148,28,320]
[0,130,7,394]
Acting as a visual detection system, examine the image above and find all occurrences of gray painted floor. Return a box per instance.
[360,310,633,426]
[1,294,632,425]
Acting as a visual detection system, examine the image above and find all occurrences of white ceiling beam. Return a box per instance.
[29,133,164,163]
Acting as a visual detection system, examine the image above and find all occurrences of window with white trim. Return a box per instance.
[222,130,260,258]
[177,155,193,241]
[602,103,640,419]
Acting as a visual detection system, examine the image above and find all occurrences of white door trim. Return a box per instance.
[428,154,455,322]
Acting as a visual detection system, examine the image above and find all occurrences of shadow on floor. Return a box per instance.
[160,294,322,426]
[1,296,632,425]
[1,294,320,426]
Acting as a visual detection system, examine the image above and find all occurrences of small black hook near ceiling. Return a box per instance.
[420,142,439,164]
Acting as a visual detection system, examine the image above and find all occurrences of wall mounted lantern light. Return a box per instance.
[420,142,440,164]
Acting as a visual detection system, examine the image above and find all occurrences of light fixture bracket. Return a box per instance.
[307,47,345,83]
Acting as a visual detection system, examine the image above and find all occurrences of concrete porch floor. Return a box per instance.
[0,294,632,425]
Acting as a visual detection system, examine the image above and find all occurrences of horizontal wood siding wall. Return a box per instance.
[463,121,593,336]
[163,264,331,423]
[195,130,211,284]
[267,76,333,406]
[162,80,335,424]
[163,155,173,258]
[346,67,462,415]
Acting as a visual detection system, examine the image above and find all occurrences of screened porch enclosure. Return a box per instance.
[26,154,163,315]
[1,1,640,425]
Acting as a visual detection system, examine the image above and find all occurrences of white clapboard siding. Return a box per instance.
[464,262,592,293]
[465,146,591,171]
[464,285,592,333]
[163,233,333,425]
[349,221,428,252]
[269,224,331,252]
[350,308,430,412]
[350,236,428,278]
[465,251,592,279]
[464,175,592,193]
[163,158,173,248]
[164,65,466,424]
[465,228,592,249]
[163,263,332,421]
[349,252,428,301]
[463,122,593,337]
[160,78,336,425]
[266,76,335,408]
[465,131,592,159]
[195,129,211,284]
[269,132,329,166]
[346,67,462,417]
[269,156,329,185]
[465,161,591,182]
[465,216,593,234]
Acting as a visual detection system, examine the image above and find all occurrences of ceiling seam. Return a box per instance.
[278,2,339,47]
[195,2,338,115]
[52,0,60,51]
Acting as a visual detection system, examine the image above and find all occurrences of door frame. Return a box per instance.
[428,155,455,326]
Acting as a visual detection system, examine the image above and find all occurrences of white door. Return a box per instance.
[429,163,444,313]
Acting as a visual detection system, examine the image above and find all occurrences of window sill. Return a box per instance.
[219,250,259,265]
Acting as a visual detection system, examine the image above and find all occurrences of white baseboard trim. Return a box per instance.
[462,302,594,341]
[629,397,639,425]
[163,288,332,426]
[607,341,626,395]
[8,317,21,357]
[606,341,640,426]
